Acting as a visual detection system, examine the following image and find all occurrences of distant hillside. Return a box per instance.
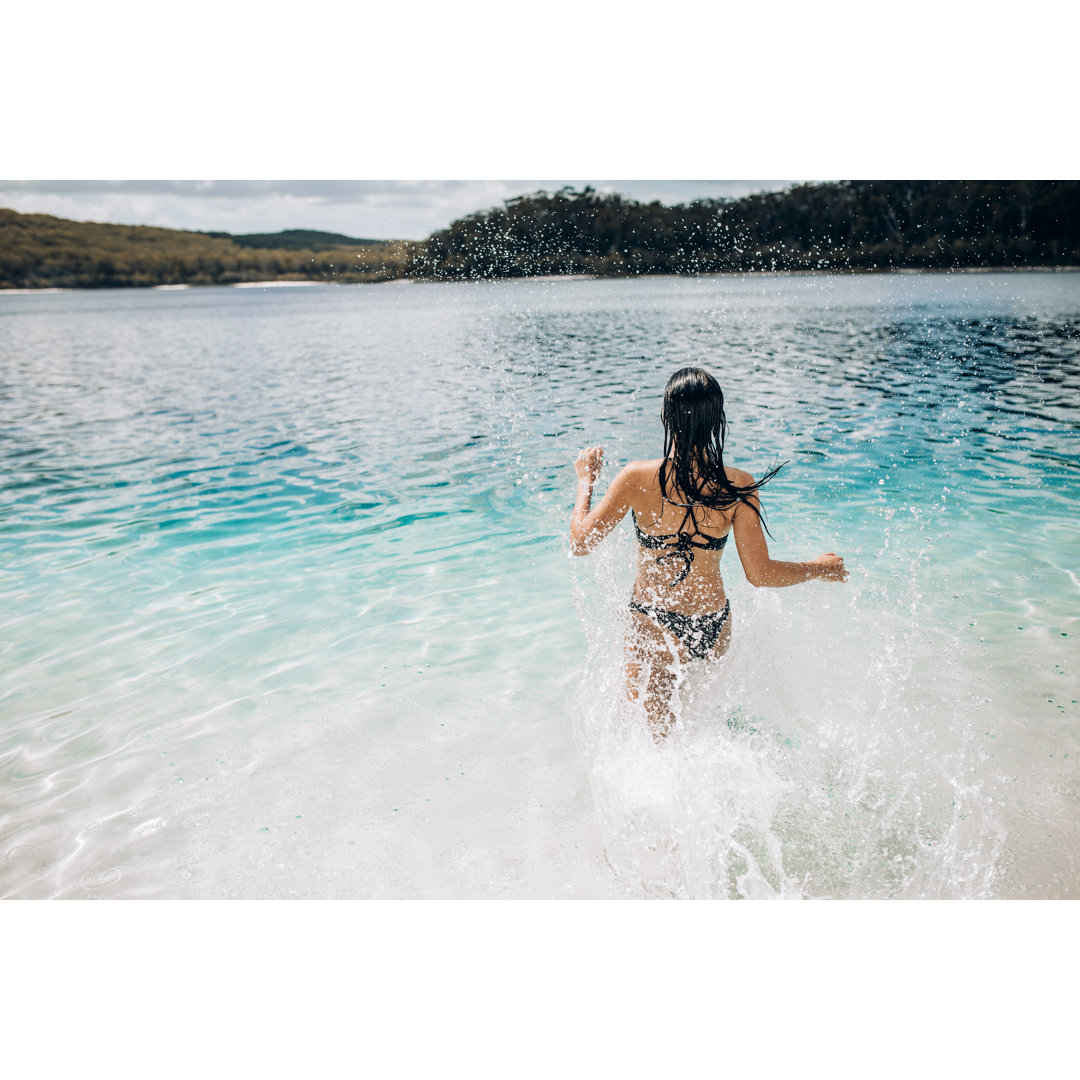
[4,181,1079,290]
[415,181,1080,278]
[202,228,390,251]
[0,210,413,289]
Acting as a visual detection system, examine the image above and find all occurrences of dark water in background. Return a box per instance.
[1,271,1077,897]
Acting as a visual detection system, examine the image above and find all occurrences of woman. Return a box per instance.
[570,367,848,740]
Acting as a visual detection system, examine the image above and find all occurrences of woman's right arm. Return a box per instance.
[570,449,643,555]
[731,483,848,587]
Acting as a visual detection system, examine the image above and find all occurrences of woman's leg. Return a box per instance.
[626,605,733,739]
[625,611,683,742]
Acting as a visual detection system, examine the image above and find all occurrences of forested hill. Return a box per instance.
[201,228,387,251]
[2,181,1079,289]
[414,181,1080,279]
[0,210,413,289]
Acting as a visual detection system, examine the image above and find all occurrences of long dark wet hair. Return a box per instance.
[659,367,783,532]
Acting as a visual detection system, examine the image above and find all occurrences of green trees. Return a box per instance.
[2,182,1078,290]
[0,210,415,289]
[413,181,1080,279]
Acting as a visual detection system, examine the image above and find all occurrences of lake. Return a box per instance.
[1,271,1077,898]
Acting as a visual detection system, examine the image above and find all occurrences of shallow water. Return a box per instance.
[1,272,1077,898]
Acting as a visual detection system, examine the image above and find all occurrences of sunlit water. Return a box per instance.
[1,272,1077,898]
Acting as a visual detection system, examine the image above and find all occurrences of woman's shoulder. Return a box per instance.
[725,464,756,487]
[604,458,662,502]
[620,458,664,486]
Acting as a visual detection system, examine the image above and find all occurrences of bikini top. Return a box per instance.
[632,502,729,586]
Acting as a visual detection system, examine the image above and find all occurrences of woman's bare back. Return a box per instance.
[622,458,740,616]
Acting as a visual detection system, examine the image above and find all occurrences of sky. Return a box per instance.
[0,180,798,241]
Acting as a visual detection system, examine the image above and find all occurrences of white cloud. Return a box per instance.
[0,180,797,240]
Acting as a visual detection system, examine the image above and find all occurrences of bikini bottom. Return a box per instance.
[628,598,731,661]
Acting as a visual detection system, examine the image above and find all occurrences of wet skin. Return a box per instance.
[570,450,847,741]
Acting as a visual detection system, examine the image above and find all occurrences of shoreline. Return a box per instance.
[232,280,327,289]
[2,265,1078,294]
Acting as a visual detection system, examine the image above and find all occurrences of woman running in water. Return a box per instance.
[570,367,848,740]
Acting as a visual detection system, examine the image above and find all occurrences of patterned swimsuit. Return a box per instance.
[629,504,731,660]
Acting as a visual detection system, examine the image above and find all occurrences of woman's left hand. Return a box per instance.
[575,445,603,483]
[810,553,849,582]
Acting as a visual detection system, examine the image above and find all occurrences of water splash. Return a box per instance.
[568,462,1011,900]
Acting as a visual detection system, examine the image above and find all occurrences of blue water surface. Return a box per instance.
[1,272,1077,898]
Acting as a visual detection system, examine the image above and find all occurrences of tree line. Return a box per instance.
[2,181,1078,290]
[0,211,413,289]
[413,181,1080,279]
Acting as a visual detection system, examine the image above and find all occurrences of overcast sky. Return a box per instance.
[0,180,798,240]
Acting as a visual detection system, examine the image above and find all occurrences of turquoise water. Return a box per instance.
[1,272,1077,898]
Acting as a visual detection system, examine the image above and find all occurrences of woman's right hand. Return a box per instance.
[810,553,848,582]
[575,445,604,484]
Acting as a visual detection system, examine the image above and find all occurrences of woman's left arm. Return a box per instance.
[570,447,639,555]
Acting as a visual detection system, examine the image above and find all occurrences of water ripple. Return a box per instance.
[1,273,1077,898]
